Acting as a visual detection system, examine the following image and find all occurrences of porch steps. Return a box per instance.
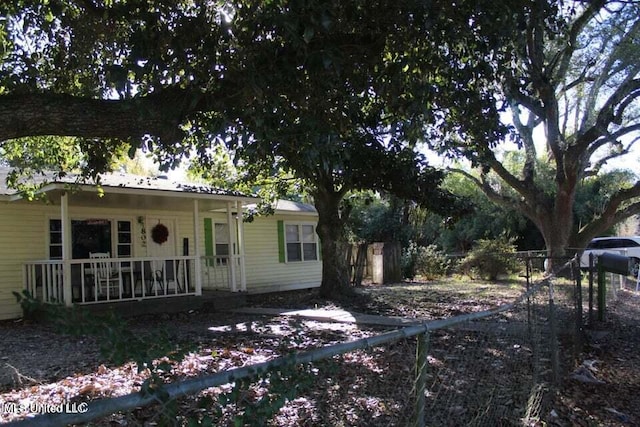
[82,291,246,317]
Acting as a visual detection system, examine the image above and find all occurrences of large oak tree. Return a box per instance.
[441,0,640,268]
[0,0,537,294]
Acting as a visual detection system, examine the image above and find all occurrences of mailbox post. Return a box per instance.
[597,253,630,321]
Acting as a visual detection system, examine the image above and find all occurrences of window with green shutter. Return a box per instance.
[205,219,231,266]
[278,221,318,262]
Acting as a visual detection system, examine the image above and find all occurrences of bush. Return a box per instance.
[13,290,58,322]
[402,242,451,280]
[458,237,520,280]
[401,242,419,279]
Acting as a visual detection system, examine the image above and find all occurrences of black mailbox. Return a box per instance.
[598,252,630,275]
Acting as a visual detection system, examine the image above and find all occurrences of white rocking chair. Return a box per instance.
[89,252,120,298]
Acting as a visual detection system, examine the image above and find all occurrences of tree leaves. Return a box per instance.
[0,0,540,291]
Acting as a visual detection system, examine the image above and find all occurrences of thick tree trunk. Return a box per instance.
[541,225,571,273]
[313,189,353,298]
[537,187,576,273]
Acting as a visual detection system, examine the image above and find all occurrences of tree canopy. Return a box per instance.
[441,0,640,264]
[0,0,538,163]
[0,0,545,294]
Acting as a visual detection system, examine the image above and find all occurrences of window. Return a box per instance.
[215,223,230,256]
[204,219,232,266]
[116,221,132,257]
[49,219,63,259]
[284,223,318,262]
[72,219,112,259]
[48,218,132,259]
[619,239,640,248]
[215,223,230,265]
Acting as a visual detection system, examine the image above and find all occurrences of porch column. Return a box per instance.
[193,200,203,296]
[61,192,73,306]
[236,201,247,292]
[226,201,238,292]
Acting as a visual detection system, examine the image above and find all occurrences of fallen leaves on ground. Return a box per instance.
[0,278,639,426]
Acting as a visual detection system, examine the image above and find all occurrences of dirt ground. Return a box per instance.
[549,286,640,426]
[1,279,639,425]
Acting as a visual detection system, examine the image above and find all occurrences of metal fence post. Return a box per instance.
[573,258,583,357]
[548,281,560,387]
[588,253,594,324]
[413,330,429,427]
[597,262,606,321]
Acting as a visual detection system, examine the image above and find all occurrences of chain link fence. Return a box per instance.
[9,270,588,427]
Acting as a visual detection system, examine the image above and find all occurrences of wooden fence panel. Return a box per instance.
[347,242,402,285]
[383,242,402,283]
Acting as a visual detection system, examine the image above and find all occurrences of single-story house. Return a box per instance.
[0,168,322,320]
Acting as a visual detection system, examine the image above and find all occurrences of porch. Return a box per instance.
[24,255,240,305]
[12,171,259,308]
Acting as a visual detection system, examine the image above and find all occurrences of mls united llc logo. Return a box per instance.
[2,401,89,415]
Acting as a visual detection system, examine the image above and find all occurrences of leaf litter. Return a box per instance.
[0,279,639,425]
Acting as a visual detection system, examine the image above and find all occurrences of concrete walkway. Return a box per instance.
[230,307,422,327]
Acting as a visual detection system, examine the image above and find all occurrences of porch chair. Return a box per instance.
[133,260,160,296]
[153,259,182,294]
[89,252,120,298]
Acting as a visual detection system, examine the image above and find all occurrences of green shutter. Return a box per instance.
[204,218,214,266]
[277,220,286,263]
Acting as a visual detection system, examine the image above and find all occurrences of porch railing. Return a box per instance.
[24,260,65,303]
[24,256,197,305]
[200,255,233,291]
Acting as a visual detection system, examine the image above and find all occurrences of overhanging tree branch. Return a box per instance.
[582,123,640,172]
[0,89,213,144]
[549,0,605,84]
[481,151,538,201]
[575,78,640,152]
[449,167,536,219]
[576,184,640,245]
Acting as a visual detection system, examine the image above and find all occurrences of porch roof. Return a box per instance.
[0,168,259,211]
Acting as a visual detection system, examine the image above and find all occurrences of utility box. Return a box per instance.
[598,252,630,275]
[371,242,385,284]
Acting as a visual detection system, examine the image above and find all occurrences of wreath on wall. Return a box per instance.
[151,223,169,245]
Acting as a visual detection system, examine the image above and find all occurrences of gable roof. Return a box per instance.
[273,199,317,214]
[244,199,317,216]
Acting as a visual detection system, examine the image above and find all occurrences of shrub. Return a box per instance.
[458,237,519,280]
[402,242,451,280]
[402,242,419,279]
[12,290,58,322]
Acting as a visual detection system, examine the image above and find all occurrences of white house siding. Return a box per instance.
[201,213,322,293]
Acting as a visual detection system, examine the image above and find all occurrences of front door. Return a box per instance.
[147,218,176,259]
